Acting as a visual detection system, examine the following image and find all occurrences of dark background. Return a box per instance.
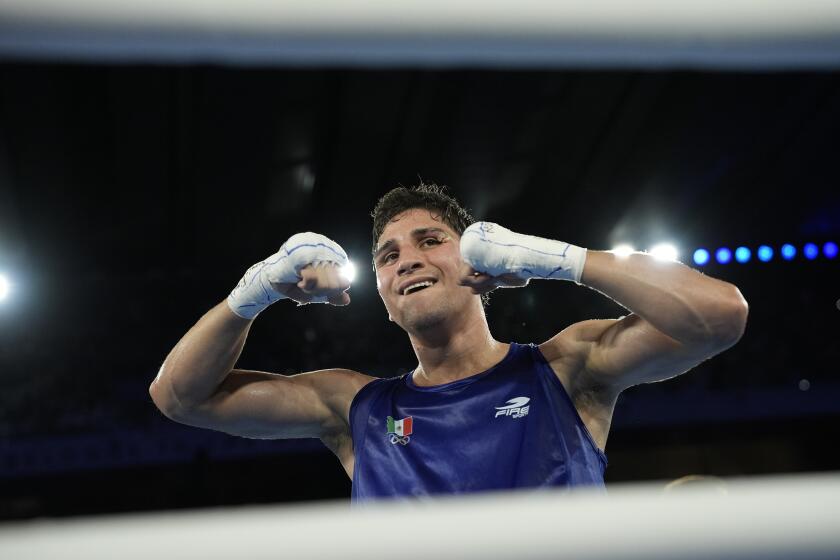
[0,64,838,519]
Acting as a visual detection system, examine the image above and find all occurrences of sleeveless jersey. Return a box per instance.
[349,342,607,501]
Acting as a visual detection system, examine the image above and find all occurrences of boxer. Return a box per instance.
[151,184,748,501]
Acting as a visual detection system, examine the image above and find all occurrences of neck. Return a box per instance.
[408,303,508,386]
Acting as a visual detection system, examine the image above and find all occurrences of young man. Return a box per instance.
[150,184,748,500]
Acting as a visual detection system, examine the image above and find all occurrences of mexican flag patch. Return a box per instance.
[386,415,413,436]
[386,416,413,445]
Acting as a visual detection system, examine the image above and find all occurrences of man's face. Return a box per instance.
[374,208,476,332]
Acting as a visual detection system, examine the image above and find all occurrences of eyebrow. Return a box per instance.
[373,227,450,260]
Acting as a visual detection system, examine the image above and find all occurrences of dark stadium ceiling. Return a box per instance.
[0,65,838,280]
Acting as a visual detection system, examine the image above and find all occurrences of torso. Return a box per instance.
[322,341,615,481]
[344,344,606,502]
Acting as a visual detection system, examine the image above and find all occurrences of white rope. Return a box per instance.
[1,0,840,67]
[1,472,838,560]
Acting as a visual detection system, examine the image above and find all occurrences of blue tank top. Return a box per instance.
[349,342,607,501]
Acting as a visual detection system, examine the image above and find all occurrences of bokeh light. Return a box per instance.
[715,247,732,264]
[781,244,796,260]
[341,261,357,282]
[735,246,751,264]
[804,243,819,260]
[649,243,678,261]
[757,245,773,262]
[693,248,710,266]
[824,241,838,259]
[611,244,634,257]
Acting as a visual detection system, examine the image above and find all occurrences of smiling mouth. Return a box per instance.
[402,280,436,295]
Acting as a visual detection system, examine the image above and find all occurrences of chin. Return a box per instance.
[398,300,453,333]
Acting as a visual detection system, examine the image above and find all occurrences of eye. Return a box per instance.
[421,237,442,247]
[383,252,398,263]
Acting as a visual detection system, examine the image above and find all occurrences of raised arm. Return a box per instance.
[543,250,747,393]
[149,300,370,440]
[458,223,748,395]
[149,233,372,457]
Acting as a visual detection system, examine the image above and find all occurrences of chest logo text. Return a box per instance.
[495,396,530,419]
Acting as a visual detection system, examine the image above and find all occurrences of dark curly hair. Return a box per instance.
[371,182,475,255]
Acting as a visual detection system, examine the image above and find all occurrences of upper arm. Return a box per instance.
[541,313,738,395]
[157,368,375,440]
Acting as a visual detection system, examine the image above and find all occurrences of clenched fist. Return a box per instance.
[272,262,351,306]
[227,232,351,319]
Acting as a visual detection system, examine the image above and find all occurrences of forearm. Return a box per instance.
[460,222,747,343]
[150,232,350,418]
[580,251,748,344]
[151,301,253,412]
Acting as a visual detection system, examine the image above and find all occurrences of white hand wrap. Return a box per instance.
[460,222,587,284]
[226,232,348,319]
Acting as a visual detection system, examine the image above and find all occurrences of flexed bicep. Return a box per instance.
[167,368,374,440]
[545,314,730,395]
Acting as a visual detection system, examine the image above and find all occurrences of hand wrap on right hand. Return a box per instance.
[460,222,587,284]
[226,232,348,319]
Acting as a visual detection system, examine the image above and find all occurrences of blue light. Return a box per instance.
[824,241,838,259]
[715,247,732,264]
[781,244,796,260]
[757,245,773,262]
[804,243,819,260]
[693,248,710,266]
[735,246,751,263]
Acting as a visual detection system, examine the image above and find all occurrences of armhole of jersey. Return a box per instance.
[348,377,388,487]
[530,343,609,468]
[349,378,382,443]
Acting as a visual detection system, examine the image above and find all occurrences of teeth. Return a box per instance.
[403,281,434,295]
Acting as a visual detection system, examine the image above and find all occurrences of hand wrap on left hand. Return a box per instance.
[459,222,587,284]
[227,232,348,318]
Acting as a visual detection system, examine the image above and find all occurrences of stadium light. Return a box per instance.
[689,242,835,265]
[0,274,9,301]
[649,243,678,261]
[611,244,634,258]
[757,245,773,262]
[341,261,357,283]
[735,246,751,264]
[781,244,796,260]
[693,248,710,266]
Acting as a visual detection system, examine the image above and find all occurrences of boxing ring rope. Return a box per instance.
[2,3,840,559]
[1,0,840,68]
[1,473,838,559]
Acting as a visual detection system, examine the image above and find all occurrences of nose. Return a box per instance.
[397,258,423,276]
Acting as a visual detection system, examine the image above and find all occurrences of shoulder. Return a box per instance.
[345,372,406,411]
[537,318,625,402]
[304,369,375,452]
[293,368,377,412]
[538,319,622,374]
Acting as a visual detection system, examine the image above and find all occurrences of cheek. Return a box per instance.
[439,250,465,275]
[375,272,391,301]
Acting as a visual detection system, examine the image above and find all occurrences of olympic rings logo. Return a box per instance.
[389,434,411,446]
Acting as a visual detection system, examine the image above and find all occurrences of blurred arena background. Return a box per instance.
[0,0,839,523]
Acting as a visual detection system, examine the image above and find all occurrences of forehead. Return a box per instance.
[377,208,458,246]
